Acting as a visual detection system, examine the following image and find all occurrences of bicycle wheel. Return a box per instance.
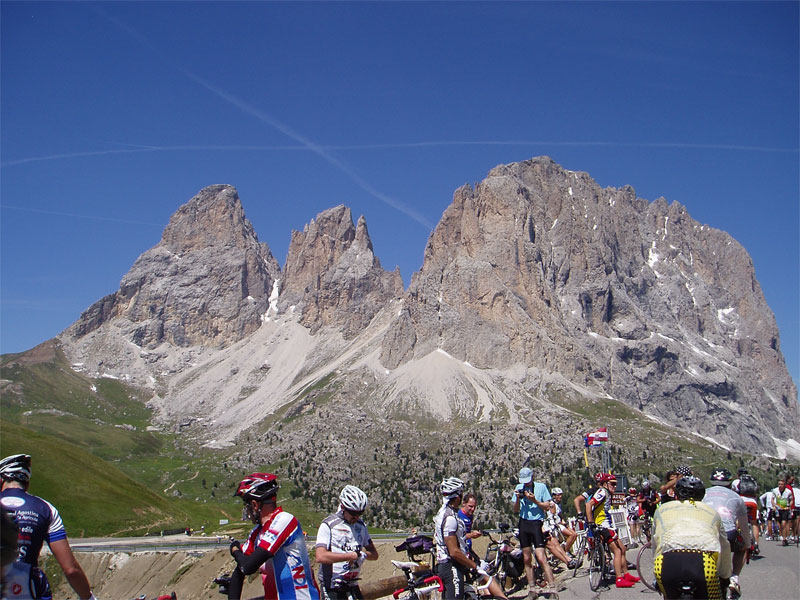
[571,535,585,578]
[636,541,657,591]
[588,542,605,591]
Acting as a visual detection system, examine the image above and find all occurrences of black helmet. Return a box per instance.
[675,476,705,501]
[738,475,758,497]
[710,467,732,486]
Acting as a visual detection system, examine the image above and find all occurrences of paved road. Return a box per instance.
[555,538,799,600]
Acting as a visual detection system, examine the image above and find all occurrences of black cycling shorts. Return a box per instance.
[654,550,723,600]
[321,584,364,600]
[518,518,547,549]
[437,561,466,600]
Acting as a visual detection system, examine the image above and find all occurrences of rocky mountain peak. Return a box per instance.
[62,185,280,353]
[281,205,403,338]
[160,184,256,253]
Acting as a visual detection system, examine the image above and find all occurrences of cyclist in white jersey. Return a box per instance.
[434,477,488,599]
[315,485,378,600]
[759,489,776,539]
[702,468,751,599]
[771,478,794,545]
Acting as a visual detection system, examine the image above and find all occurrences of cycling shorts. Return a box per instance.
[518,518,547,549]
[776,509,791,522]
[320,583,363,600]
[726,531,746,553]
[597,527,618,544]
[437,561,466,600]
[654,549,723,600]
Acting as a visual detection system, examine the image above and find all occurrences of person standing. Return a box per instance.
[771,478,794,546]
[315,485,378,600]
[456,493,481,557]
[0,454,96,600]
[227,473,319,600]
[512,467,558,599]
[434,477,485,599]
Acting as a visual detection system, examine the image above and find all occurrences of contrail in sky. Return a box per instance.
[91,6,435,231]
[4,139,795,168]
[0,204,163,227]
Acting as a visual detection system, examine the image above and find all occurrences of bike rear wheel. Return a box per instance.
[636,541,657,591]
[588,542,605,591]
[571,535,585,578]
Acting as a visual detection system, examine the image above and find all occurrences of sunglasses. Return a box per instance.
[345,508,364,516]
[608,482,617,486]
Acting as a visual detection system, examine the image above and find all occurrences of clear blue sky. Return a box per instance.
[2,2,798,388]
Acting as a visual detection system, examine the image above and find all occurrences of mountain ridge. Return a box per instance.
[53,156,798,459]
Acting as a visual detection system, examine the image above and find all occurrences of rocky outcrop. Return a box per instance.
[63,185,280,349]
[379,157,798,454]
[280,205,404,338]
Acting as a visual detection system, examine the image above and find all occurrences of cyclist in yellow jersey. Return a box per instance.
[586,473,639,588]
[652,476,731,599]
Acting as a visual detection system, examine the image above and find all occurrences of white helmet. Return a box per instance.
[440,477,465,500]
[551,487,563,495]
[339,485,368,512]
[0,454,31,483]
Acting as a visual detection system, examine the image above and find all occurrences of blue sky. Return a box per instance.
[2,2,798,388]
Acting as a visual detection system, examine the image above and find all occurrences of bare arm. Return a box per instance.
[49,538,92,600]
[444,534,476,570]
[363,540,379,561]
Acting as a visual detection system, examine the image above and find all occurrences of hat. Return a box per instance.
[519,468,533,484]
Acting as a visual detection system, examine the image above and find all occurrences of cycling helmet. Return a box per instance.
[710,467,732,487]
[598,473,616,484]
[235,473,279,502]
[737,475,758,498]
[628,488,636,495]
[339,485,368,512]
[440,477,465,500]
[642,480,651,489]
[676,464,693,477]
[594,472,604,483]
[675,476,705,501]
[0,454,31,483]
[551,487,563,495]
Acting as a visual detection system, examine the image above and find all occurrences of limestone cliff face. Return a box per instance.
[380,157,798,454]
[64,185,280,349]
[280,205,404,338]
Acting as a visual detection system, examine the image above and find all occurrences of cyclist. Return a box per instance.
[434,477,489,599]
[456,493,482,556]
[771,478,794,545]
[585,473,639,588]
[759,487,777,539]
[623,487,640,545]
[549,488,577,558]
[512,468,558,598]
[637,481,659,537]
[652,476,731,600]
[0,454,97,600]
[737,475,760,555]
[702,467,751,600]
[315,485,378,600]
[228,473,319,600]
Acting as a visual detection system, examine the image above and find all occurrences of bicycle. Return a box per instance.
[482,524,527,595]
[570,528,587,579]
[638,513,654,545]
[391,559,444,599]
[586,527,614,591]
[635,541,657,592]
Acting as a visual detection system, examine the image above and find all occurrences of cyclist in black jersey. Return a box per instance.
[0,454,97,600]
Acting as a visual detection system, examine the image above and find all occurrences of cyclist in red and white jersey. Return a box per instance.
[228,473,319,600]
[315,485,378,600]
[586,473,639,588]
[0,454,96,600]
[737,475,760,555]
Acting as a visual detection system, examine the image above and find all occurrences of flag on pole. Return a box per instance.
[585,427,608,446]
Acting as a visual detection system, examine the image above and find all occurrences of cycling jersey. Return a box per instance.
[589,487,614,528]
[315,511,371,590]
[638,489,659,515]
[759,491,774,510]
[741,497,758,524]
[0,488,66,567]
[240,507,319,600]
[651,499,732,579]
[772,487,793,510]
[434,503,467,564]
[455,509,474,552]
[702,486,751,548]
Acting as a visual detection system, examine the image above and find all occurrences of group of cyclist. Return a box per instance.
[2,451,795,600]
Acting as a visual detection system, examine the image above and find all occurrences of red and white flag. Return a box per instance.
[586,427,608,446]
